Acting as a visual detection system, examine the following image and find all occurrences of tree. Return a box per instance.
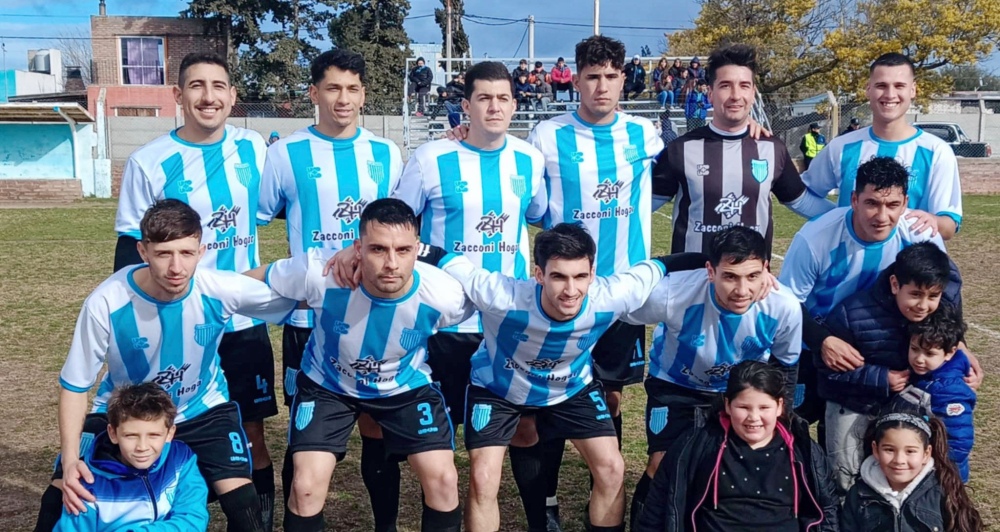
[940,64,1000,91]
[328,0,412,114]
[50,28,93,85]
[434,0,470,68]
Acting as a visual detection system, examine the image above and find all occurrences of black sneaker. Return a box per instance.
[546,504,563,532]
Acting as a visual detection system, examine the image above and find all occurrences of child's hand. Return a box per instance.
[888,369,910,392]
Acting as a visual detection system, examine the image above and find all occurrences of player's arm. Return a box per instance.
[651,144,681,211]
[391,156,429,216]
[912,146,962,240]
[798,140,839,199]
[435,251,517,313]
[769,298,803,406]
[218,269,298,323]
[603,257,670,314]
[133,453,209,531]
[113,158,155,272]
[619,253,709,325]
[256,146,286,226]
[772,142,836,219]
[52,501,98,532]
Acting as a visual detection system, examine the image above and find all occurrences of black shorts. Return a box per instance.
[281,324,313,406]
[288,374,454,461]
[644,377,721,454]
[426,331,482,423]
[53,401,253,485]
[217,324,277,422]
[463,380,617,450]
[591,320,646,387]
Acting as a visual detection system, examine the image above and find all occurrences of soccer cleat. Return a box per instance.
[546,504,563,532]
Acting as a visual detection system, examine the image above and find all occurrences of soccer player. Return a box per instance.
[250,199,471,532]
[652,44,835,257]
[111,52,280,527]
[36,199,295,532]
[620,226,803,524]
[524,35,663,529]
[801,53,962,240]
[255,48,402,524]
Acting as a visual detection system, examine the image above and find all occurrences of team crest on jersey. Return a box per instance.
[350,356,386,376]
[577,331,600,350]
[285,368,299,397]
[367,161,387,185]
[623,144,641,164]
[593,178,624,204]
[295,401,315,431]
[714,193,749,220]
[208,205,240,232]
[470,403,492,432]
[306,166,323,179]
[152,364,190,389]
[234,163,256,188]
[476,210,509,237]
[696,164,710,177]
[399,328,426,351]
[750,158,769,183]
[333,197,368,222]
[524,358,563,371]
[194,323,223,347]
[509,174,528,198]
[648,406,669,435]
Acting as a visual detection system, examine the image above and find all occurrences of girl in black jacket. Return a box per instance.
[635,361,838,531]
[840,405,982,531]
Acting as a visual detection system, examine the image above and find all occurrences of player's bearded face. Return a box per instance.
[850,185,908,242]
[356,222,417,298]
[725,388,782,449]
[534,258,594,321]
[866,65,915,125]
[138,236,204,300]
[574,64,623,121]
[462,80,514,137]
[310,67,366,130]
[707,257,767,314]
[708,65,754,130]
[175,63,235,134]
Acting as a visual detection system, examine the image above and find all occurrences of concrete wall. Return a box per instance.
[88,85,179,117]
[0,122,97,200]
[0,70,59,102]
[0,179,82,203]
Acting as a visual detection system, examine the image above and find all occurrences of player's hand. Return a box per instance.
[820,336,865,372]
[61,459,96,514]
[905,209,939,237]
[323,247,361,289]
[887,369,910,393]
[748,119,772,139]
[752,271,779,302]
[963,348,984,390]
[443,124,470,141]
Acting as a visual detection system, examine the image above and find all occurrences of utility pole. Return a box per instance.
[446,0,454,78]
[528,16,535,63]
[594,0,600,35]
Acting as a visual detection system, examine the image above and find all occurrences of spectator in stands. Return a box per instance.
[433,72,466,128]
[800,122,827,170]
[687,56,705,80]
[408,57,433,116]
[551,57,574,101]
[514,72,535,112]
[658,111,679,147]
[668,58,684,80]
[267,131,280,146]
[652,59,675,108]
[841,117,862,136]
[673,69,689,106]
[532,75,554,112]
[512,59,530,81]
[623,54,647,100]
[529,61,549,85]
[684,78,711,131]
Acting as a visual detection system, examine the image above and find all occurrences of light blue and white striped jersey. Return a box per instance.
[114,125,268,332]
[265,249,475,398]
[440,254,665,406]
[801,127,962,226]
[394,136,547,333]
[59,266,295,423]
[777,206,945,319]
[528,112,663,276]
[621,269,802,392]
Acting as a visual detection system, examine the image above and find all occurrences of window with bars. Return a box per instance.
[120,37,165,85]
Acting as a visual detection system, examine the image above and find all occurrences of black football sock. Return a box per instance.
[252,464,275,532]
[283,510,324,532]
[612,414,623,450]
[33,485,63,532]
[629,473,653,531]
[218,483,264,532]
[421,501,461,532]
[543,438,565,500]
[509,443,548,531]
[361,436,401,532]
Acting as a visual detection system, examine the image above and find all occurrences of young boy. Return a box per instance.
[818,242,961,493]
[908,303,975,482]
[54,383,209,531]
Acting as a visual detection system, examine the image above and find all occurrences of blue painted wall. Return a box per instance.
[0,124,75,179]
[0,71,14,102]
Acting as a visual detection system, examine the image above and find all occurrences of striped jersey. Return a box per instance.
[528,111,663,275]
[114,125,268,332]
[652,124,808,256]
[59,266,295,423]
[440,253,665,406]
[621,269,802,392]
[801,126,962,226]
[264,249,475,398]
[394,136,547,333]
[777,207,945,319]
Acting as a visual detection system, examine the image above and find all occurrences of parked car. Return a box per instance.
[915,122,992,157]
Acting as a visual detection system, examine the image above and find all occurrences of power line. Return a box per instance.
[511,25,529,57]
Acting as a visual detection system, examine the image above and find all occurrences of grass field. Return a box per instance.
[1,198,997,531]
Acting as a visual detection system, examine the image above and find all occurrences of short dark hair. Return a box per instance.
[178,52,230,87]
[870,52,915,76]
[464,61,514,100]
[696,78,708,87]
[893,242,951,290]
[708,226,767,267]
[854,156,909,195]
[311,49,366,85]
[140,199,202,244]
[909,302,966,353]
[359,198,417,237]
[575,35,626,72]
[706,44,757,87]
[107,382,177,429]
[533,223,596,270]
[724,360,788,417]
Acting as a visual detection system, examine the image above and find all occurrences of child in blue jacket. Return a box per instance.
[908,303,975,482]
[55,383,209,531]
